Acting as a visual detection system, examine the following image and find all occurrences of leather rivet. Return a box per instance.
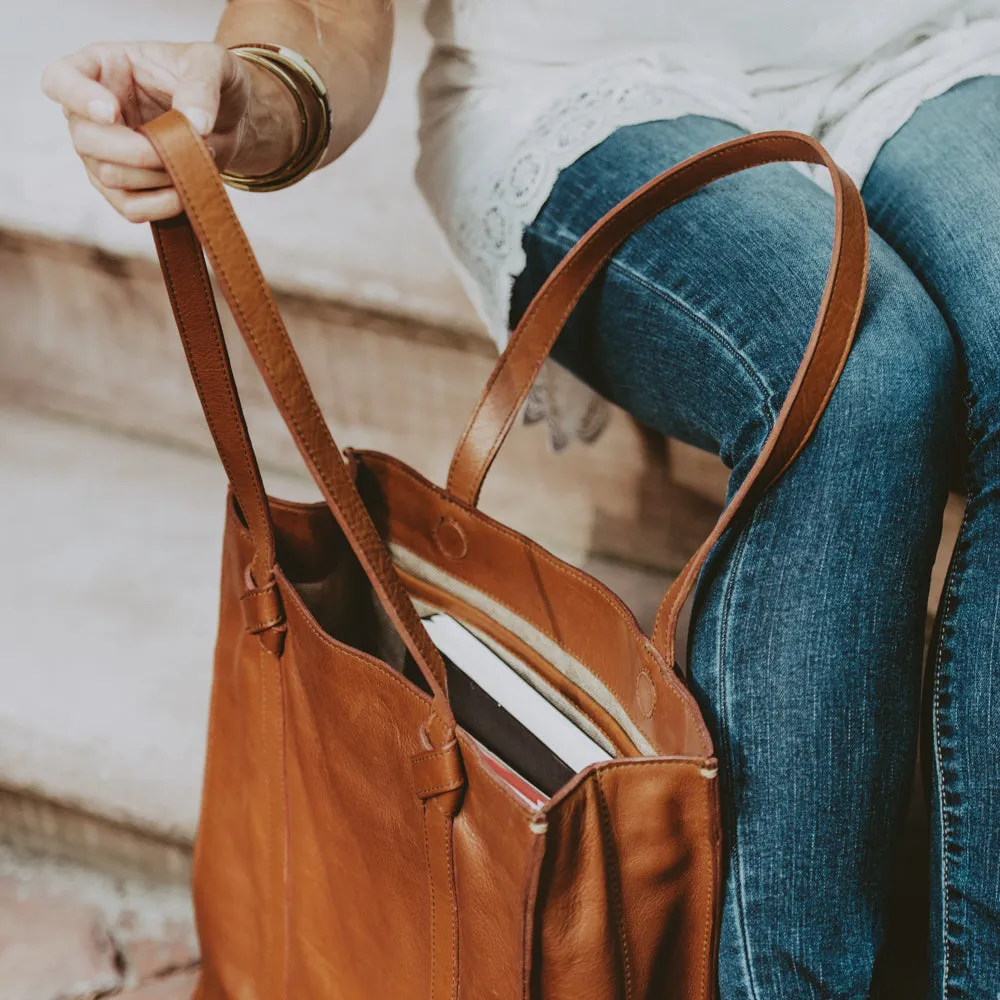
[434,515,469,561]
[635,669,656,718]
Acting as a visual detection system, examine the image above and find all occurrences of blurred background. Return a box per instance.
[0,1,961,996]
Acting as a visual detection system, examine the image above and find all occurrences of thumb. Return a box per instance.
[171,42,227,136]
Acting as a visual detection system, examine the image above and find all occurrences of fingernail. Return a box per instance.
[87,99,117,124]
[178,108,212,136]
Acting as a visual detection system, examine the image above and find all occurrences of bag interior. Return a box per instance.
[260,484,648,770]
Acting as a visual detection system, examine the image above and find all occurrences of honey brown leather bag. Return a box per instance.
[139,111,868,1000]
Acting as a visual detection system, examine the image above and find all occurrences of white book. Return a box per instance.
[421,613,612,774]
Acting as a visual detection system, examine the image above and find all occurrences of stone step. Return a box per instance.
[0,225,961,611]
[6,0,477,330]
[0,229,724,576]
[0,842,197,999]
[0,403,674,843]
[5,0,726,577]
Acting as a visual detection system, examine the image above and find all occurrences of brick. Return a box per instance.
[115,913,199,984]
[0,877,122,1000]
[117,968,199,999]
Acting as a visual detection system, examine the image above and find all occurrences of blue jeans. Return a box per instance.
[510,76,1000,999]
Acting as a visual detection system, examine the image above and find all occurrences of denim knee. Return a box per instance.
[754,236,957,491]
[838,238,955,460]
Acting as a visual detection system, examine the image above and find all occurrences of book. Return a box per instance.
[475,742,549,810]
[422,613,612,797]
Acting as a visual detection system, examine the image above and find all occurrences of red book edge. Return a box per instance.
[474,740,549,810]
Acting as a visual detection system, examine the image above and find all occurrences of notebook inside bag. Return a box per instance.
[263,490,650,803]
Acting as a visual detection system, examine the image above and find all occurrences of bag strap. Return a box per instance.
[444,132,869,666]
[140,111,455,738]
[150,213,277,600]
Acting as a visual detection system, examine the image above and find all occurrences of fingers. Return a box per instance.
[41,49,119,124]
[84,164,181,223]
[43,40,233,223]
[171,42,230,136]
[68,116,163,169]
[81,157,171,191]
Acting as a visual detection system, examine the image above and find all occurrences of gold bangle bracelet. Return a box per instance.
[224,51,308,192]
[223,44,333,193]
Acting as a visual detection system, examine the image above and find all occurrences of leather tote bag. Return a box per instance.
[138,111,867,1000]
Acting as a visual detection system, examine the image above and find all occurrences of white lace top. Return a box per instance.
[415,1,1000,447]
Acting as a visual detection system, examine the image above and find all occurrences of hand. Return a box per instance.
[41,41,301,222]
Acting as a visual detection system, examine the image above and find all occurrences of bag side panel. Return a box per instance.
[451,735,539,999]
[602,761,720,1000]
[535,761,720,1000]
[532,775,624,999]
[278,577,439,998]
[193,513,288,1000]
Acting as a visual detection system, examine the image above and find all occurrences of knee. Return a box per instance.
[814,236,956,468]
[728,236,956,495]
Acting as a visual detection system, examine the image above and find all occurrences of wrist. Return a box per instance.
[227,58,303,178]
[220,45,332,192]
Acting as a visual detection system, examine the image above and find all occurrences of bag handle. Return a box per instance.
[140,111,456,739]
[150,212,277,603]
[444,132,869,665]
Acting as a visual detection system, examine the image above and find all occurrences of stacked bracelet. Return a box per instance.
[223,44,333,192]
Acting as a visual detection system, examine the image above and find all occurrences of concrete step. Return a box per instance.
[0,404,273,841]
[4,0,726,577]
[0,403,675,843]
[6,0,477,330]
[0,228,724,576]
[0,224,960,611]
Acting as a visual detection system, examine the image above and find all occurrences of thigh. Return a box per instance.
[512,115,952,493]
[865,74,1000,994]
[512,114,958,996]
[863,75,1000,472]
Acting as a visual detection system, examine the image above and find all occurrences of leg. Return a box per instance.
[864,74,1000,999]
[511,116,957,997]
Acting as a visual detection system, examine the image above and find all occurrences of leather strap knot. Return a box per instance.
[412,740,465,817]
[240,573,287,656]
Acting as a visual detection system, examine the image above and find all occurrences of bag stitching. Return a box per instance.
[275,647,291,1000]
[444,807,460,999]
[369,451,711,750]
[258,641,274,989]
[277,575,443,721]
[157,223,274,580]
[595,770,633,1000]
[699,779,719,999]
[422,802,437,999]
[418,779,465,797]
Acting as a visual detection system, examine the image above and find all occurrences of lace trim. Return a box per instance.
[445,58,751,449]
[423,19,1000,450]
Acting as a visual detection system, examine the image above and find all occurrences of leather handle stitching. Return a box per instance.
[145,115,453,723]
[154,223,276,585]
[447,132,839,505]
[161,135,450,701]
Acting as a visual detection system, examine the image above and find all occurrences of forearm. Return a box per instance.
[217,0,394,165]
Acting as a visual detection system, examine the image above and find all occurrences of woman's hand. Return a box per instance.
[41,41,301,222]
